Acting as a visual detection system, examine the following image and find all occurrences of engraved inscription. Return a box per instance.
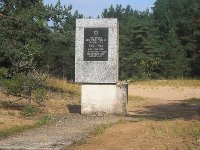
[84,28,108,61]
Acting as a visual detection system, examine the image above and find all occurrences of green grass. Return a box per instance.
[20,104,38,117]
[0,115,53,139]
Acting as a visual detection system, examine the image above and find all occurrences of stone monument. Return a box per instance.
[75,18,127,116]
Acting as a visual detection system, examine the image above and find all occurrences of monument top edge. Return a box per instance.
[76,18,118,28]
[76,18,118,21]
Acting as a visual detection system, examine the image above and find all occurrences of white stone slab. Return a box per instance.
[81,84,127,115]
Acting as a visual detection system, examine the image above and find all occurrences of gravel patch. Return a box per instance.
[0,114,122,150]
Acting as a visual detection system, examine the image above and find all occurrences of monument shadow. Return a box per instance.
[128,98,200,121]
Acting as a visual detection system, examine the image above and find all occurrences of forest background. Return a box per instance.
[0,0,200,81]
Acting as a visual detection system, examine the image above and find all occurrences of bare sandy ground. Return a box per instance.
[0,84,200,150]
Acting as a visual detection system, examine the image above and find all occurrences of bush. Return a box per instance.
[1,74,37,96]
[1,73,46,102]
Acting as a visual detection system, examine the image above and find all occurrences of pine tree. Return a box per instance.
[44,1,83,79]
[160,30,186,78]
[102,5,161,79]
[0,0,49,74]
[153,0,200,77]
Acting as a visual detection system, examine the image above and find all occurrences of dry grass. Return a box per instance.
[170,120,200,140]
[44,76,81,116]
[46,76,80,96]
[128,95,145,101]
[0,76,81,138]
[69,120,200,150]
[131,79,200,87]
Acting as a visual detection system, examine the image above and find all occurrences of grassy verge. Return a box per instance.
[0,115,53,139]
[130,79,200,87]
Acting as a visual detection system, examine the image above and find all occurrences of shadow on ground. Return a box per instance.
[67,104,81,114]
[128,98,200,121]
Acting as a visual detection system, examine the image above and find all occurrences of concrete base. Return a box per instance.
[81,83,128,116]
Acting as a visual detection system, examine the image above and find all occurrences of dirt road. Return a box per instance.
[0,114,122,150]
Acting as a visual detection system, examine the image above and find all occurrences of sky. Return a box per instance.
[44,0,156,17]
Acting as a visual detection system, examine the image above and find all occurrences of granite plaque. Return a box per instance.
[75,19,119,83]
[84,28,108,61]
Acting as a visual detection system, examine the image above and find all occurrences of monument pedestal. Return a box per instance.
[75,19,127,116]
[81,83,128,116]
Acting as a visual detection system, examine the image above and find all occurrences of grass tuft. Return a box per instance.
[93,124,110,135]
[20,104,38,117]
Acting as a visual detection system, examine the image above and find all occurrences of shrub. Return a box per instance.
[1,74,37,96]
[1,72,46,96]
